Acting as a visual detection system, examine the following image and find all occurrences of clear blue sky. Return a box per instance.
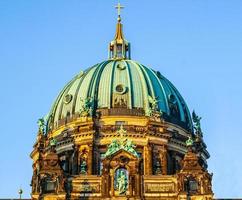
[0,0,242,198]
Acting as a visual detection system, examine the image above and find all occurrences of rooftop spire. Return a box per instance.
[108,2,131,60]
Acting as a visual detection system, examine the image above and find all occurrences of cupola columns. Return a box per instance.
[108,3,131,60]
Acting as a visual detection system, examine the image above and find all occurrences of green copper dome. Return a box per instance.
[47,59,193,131]
[46,14,193,132]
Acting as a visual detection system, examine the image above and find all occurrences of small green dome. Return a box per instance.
[47,59,193,131]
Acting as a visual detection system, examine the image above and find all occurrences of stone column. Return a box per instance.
[129,175,133,196]
[93,146,99,175]
[102,174,108,197]
[87,143,93,175]
[159,146,167,175]
[110,169,115,196]
[72,145,79,175]
[135,174,141,197]
[102,162,110,197]
[143,144,152,175]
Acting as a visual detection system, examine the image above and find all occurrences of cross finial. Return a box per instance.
[115,2,124,20]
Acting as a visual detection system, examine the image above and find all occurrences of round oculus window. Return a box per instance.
[168,94,177,104]
[117,64,126,70]
[63,94,73,104]
[115,84,127,94]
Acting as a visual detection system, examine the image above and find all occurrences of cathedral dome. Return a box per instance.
[31,6,213,199]
[47,59,192,132]
[45,11,193,134]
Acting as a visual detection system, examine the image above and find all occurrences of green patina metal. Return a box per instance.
[37,118,45,134]
[104,126,139,158]
[50,138,57,146]
[46,60,193,132]
[80,160,87,174]
[79,97,93,117]
[116,169,128,195]
[186,137,194,147]
[192,111,203,136]
[104,138,139,158]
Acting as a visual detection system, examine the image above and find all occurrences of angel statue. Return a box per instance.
[37,118,45,134]
[124,140,139,158]
[104,139,120,157]
[192,111,202,136]
[148,95,159,111]
[80,97,93,117]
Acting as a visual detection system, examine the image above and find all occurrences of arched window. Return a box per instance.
[185,176,198,194]
[42,175,56,193]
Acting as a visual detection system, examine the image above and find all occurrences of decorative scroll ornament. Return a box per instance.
[104,125,139,158]
[80,97,93,117]
[192,111,203,136]
[37,118,46,134]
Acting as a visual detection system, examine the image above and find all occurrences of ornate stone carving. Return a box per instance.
[177,146,213,197]
[145,182,174,193]
[104,126,139,158]
[102,147,141,198]
[74,182,100,193]
[114,96,127,107]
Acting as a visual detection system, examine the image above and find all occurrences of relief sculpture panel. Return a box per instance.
[145,182,175,193]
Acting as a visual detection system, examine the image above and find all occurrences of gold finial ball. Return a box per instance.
[18,188,23,195]
[117,16,121,22]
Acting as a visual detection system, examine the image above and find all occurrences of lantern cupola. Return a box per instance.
[108,3,131,60]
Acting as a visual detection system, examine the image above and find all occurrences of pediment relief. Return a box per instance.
[102,149,141,175]
[103,125,139,159]
[105,148,139,161]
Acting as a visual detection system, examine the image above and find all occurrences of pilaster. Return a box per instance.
[159,145,167,175]
[143,143,152,175]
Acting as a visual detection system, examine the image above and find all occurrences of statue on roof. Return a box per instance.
[80,97,93,117]
[148,95,159,111]
[192,110,203,136]
[186,136,194,147]
[104,126,139,158]
[124,139,139,157]
[37,118,46,134]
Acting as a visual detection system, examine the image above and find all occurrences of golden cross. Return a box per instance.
[115,2,124,16]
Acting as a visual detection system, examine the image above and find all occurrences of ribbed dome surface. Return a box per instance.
[47,60,192,131]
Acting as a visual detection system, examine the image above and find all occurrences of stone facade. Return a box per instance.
[30,114,213,200]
